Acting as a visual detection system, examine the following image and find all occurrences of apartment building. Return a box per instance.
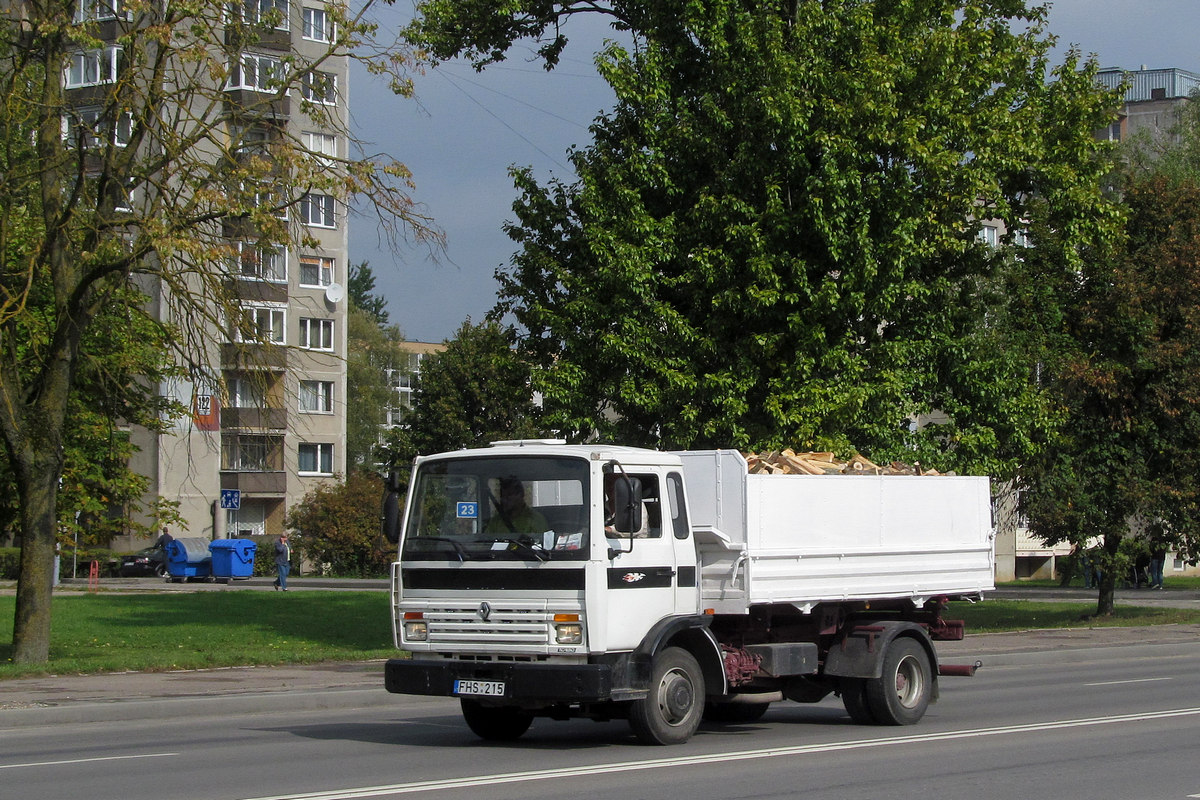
[384,341,445,430]
[61,0,351,548]
[1096,66,1200,145]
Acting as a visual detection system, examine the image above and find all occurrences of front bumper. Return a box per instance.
[385,658,619,703]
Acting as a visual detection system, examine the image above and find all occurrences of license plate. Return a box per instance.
[453,679,506,697]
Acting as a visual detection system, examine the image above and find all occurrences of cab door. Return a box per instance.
[602,470,681,651]
[666,471,700,613]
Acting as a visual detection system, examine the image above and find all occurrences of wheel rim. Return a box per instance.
[658,668,696,726]
[894,654,924,708]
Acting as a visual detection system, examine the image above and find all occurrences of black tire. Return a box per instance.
[154,563,168,578]
[864,637,932,725]
[460,699,533,741]
[840,677,877,724]
[703,700,770,724]
[629,646,705,745]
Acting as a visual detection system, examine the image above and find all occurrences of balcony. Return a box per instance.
[220,406,286,431]
[220,470,286,494]
[229,278,288,304]
[222,342,287,370]
[224,89,290,120]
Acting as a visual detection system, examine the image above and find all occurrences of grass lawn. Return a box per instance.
[949,600,1200,632]
[0,591,397,680]
[2,587,1199,680]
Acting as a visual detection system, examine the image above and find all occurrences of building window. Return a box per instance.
[62,107,133,149]
[235,304,286,344]
[299,380,333,413]
[302,131,337,166]
[228,53,284,92]
[75,0,128,22]
[299,255,334,287]
[977,224,998,248]
[298,442,333,475]
[386,351,426,427]
[232,0,288,29]
[230,123,276,157]
[302,6,334,41]
[298,317,334,350]
[234,242,287,283]
[222,434,282,471]
[300,71,337,105]
[65,47,124,88]
[227,376,264,408]
[299,193,335,228]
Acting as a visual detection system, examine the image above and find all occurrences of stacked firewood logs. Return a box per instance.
[743,449,945,476]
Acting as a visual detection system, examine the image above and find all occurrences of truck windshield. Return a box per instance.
[403,455,590,562]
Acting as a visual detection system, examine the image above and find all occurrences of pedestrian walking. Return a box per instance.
[274,534,291,591]
[1149,546,1167,589]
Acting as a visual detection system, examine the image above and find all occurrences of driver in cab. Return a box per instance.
[485,477,548,534]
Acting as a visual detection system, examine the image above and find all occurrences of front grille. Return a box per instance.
[424,603,550,646]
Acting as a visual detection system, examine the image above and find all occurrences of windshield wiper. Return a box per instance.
[497,537,549,563]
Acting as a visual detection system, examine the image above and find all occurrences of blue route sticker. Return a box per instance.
[456,502,479,519]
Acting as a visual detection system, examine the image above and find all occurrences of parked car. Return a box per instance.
[119,547,167,578]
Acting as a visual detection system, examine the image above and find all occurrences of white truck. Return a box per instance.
[382,440,994,745]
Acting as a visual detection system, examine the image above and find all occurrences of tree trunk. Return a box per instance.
[1094,531,1123,618]
[11,461,61,663]
[1095,571,1117,617]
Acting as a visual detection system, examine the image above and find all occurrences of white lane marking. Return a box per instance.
[0,752,179,770]
[239,707,1200,800]
[1084,677,1174,687]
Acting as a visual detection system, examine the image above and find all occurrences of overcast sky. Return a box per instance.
[348,0,1200,344]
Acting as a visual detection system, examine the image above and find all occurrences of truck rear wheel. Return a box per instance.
[460,699,533,741]
[840,678,877,724]
[864,638,932,725]
[629,647,705,745]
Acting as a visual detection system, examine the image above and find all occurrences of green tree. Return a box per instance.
[346,304,408,472]
[348,260,391,327]
[387,319,542,465]
[0,284,185,544]
[411,0,1120,476]
[1018,176,1200,615]
[1,0,433,662]
[285,471,392,577]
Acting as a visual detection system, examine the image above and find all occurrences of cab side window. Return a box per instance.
[604,472,662,538]
[666,472,690,540]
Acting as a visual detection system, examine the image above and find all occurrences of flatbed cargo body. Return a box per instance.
[678,450,994,613]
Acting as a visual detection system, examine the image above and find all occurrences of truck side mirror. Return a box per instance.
[612,476,643,534]
[381,491,401,544]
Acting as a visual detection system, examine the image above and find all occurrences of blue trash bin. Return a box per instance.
[165,538,212,580]
[209,538,257,581]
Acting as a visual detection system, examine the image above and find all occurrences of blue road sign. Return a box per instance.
[220,489,241,510]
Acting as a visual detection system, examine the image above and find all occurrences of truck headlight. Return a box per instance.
[554,623,583,644]
[403,612,427,642]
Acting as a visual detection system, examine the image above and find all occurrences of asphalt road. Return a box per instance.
[3,638,1200,800]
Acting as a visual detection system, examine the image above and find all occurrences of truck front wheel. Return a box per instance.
[629,647,705,745]
[460,699,533,741]
[864,638,932,725]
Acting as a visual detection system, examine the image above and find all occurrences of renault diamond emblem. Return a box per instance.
[478,601,492,622]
